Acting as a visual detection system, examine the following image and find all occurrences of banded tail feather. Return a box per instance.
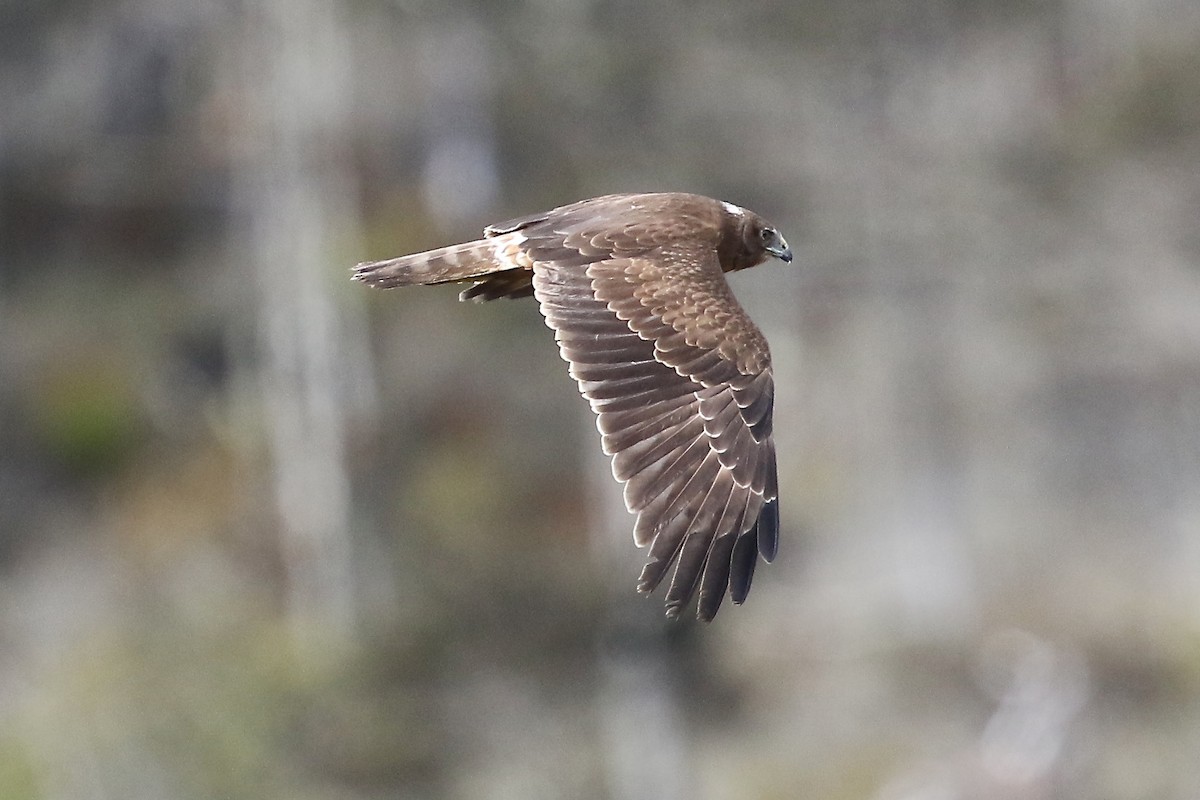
[352,232,533,299]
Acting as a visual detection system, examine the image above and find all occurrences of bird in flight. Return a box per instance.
[353,192,792,620]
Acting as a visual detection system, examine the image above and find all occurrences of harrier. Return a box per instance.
[353,192,792,620]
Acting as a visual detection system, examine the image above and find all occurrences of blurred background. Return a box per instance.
[2,0,1200,798]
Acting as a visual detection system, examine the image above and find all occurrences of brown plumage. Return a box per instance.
[353,192,792,620]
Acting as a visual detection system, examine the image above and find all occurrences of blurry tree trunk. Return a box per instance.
[416,17,499,230]
[586,427,692,800]
[230,1,373,653]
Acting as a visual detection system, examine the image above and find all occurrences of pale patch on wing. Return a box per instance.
[491,232,533,269]
[721,201,745,217]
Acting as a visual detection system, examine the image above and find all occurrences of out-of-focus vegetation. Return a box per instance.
[2,1,1200,798]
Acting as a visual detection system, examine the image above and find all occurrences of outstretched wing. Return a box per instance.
[526,218,779,620]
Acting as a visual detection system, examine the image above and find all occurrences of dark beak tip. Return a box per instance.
[780,249,794,263]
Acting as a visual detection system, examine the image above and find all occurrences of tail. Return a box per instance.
[352,232,529,290]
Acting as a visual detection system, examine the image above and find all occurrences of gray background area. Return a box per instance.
[2,1,1200,797]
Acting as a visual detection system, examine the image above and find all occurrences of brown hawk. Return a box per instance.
[353,192,792,620]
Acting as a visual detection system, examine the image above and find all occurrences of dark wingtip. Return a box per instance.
[758,499,780,562]
[727,500,779,606]
[696,591,721,622]
[729,532,758,605]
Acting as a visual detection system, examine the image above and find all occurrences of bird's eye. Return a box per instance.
[760,228,775,242]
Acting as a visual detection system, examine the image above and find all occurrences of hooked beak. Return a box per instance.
[769,237,793,263]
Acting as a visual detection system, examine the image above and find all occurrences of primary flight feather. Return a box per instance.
[353,192,792,621]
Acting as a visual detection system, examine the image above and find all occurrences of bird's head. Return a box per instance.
[720,201,793,272]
